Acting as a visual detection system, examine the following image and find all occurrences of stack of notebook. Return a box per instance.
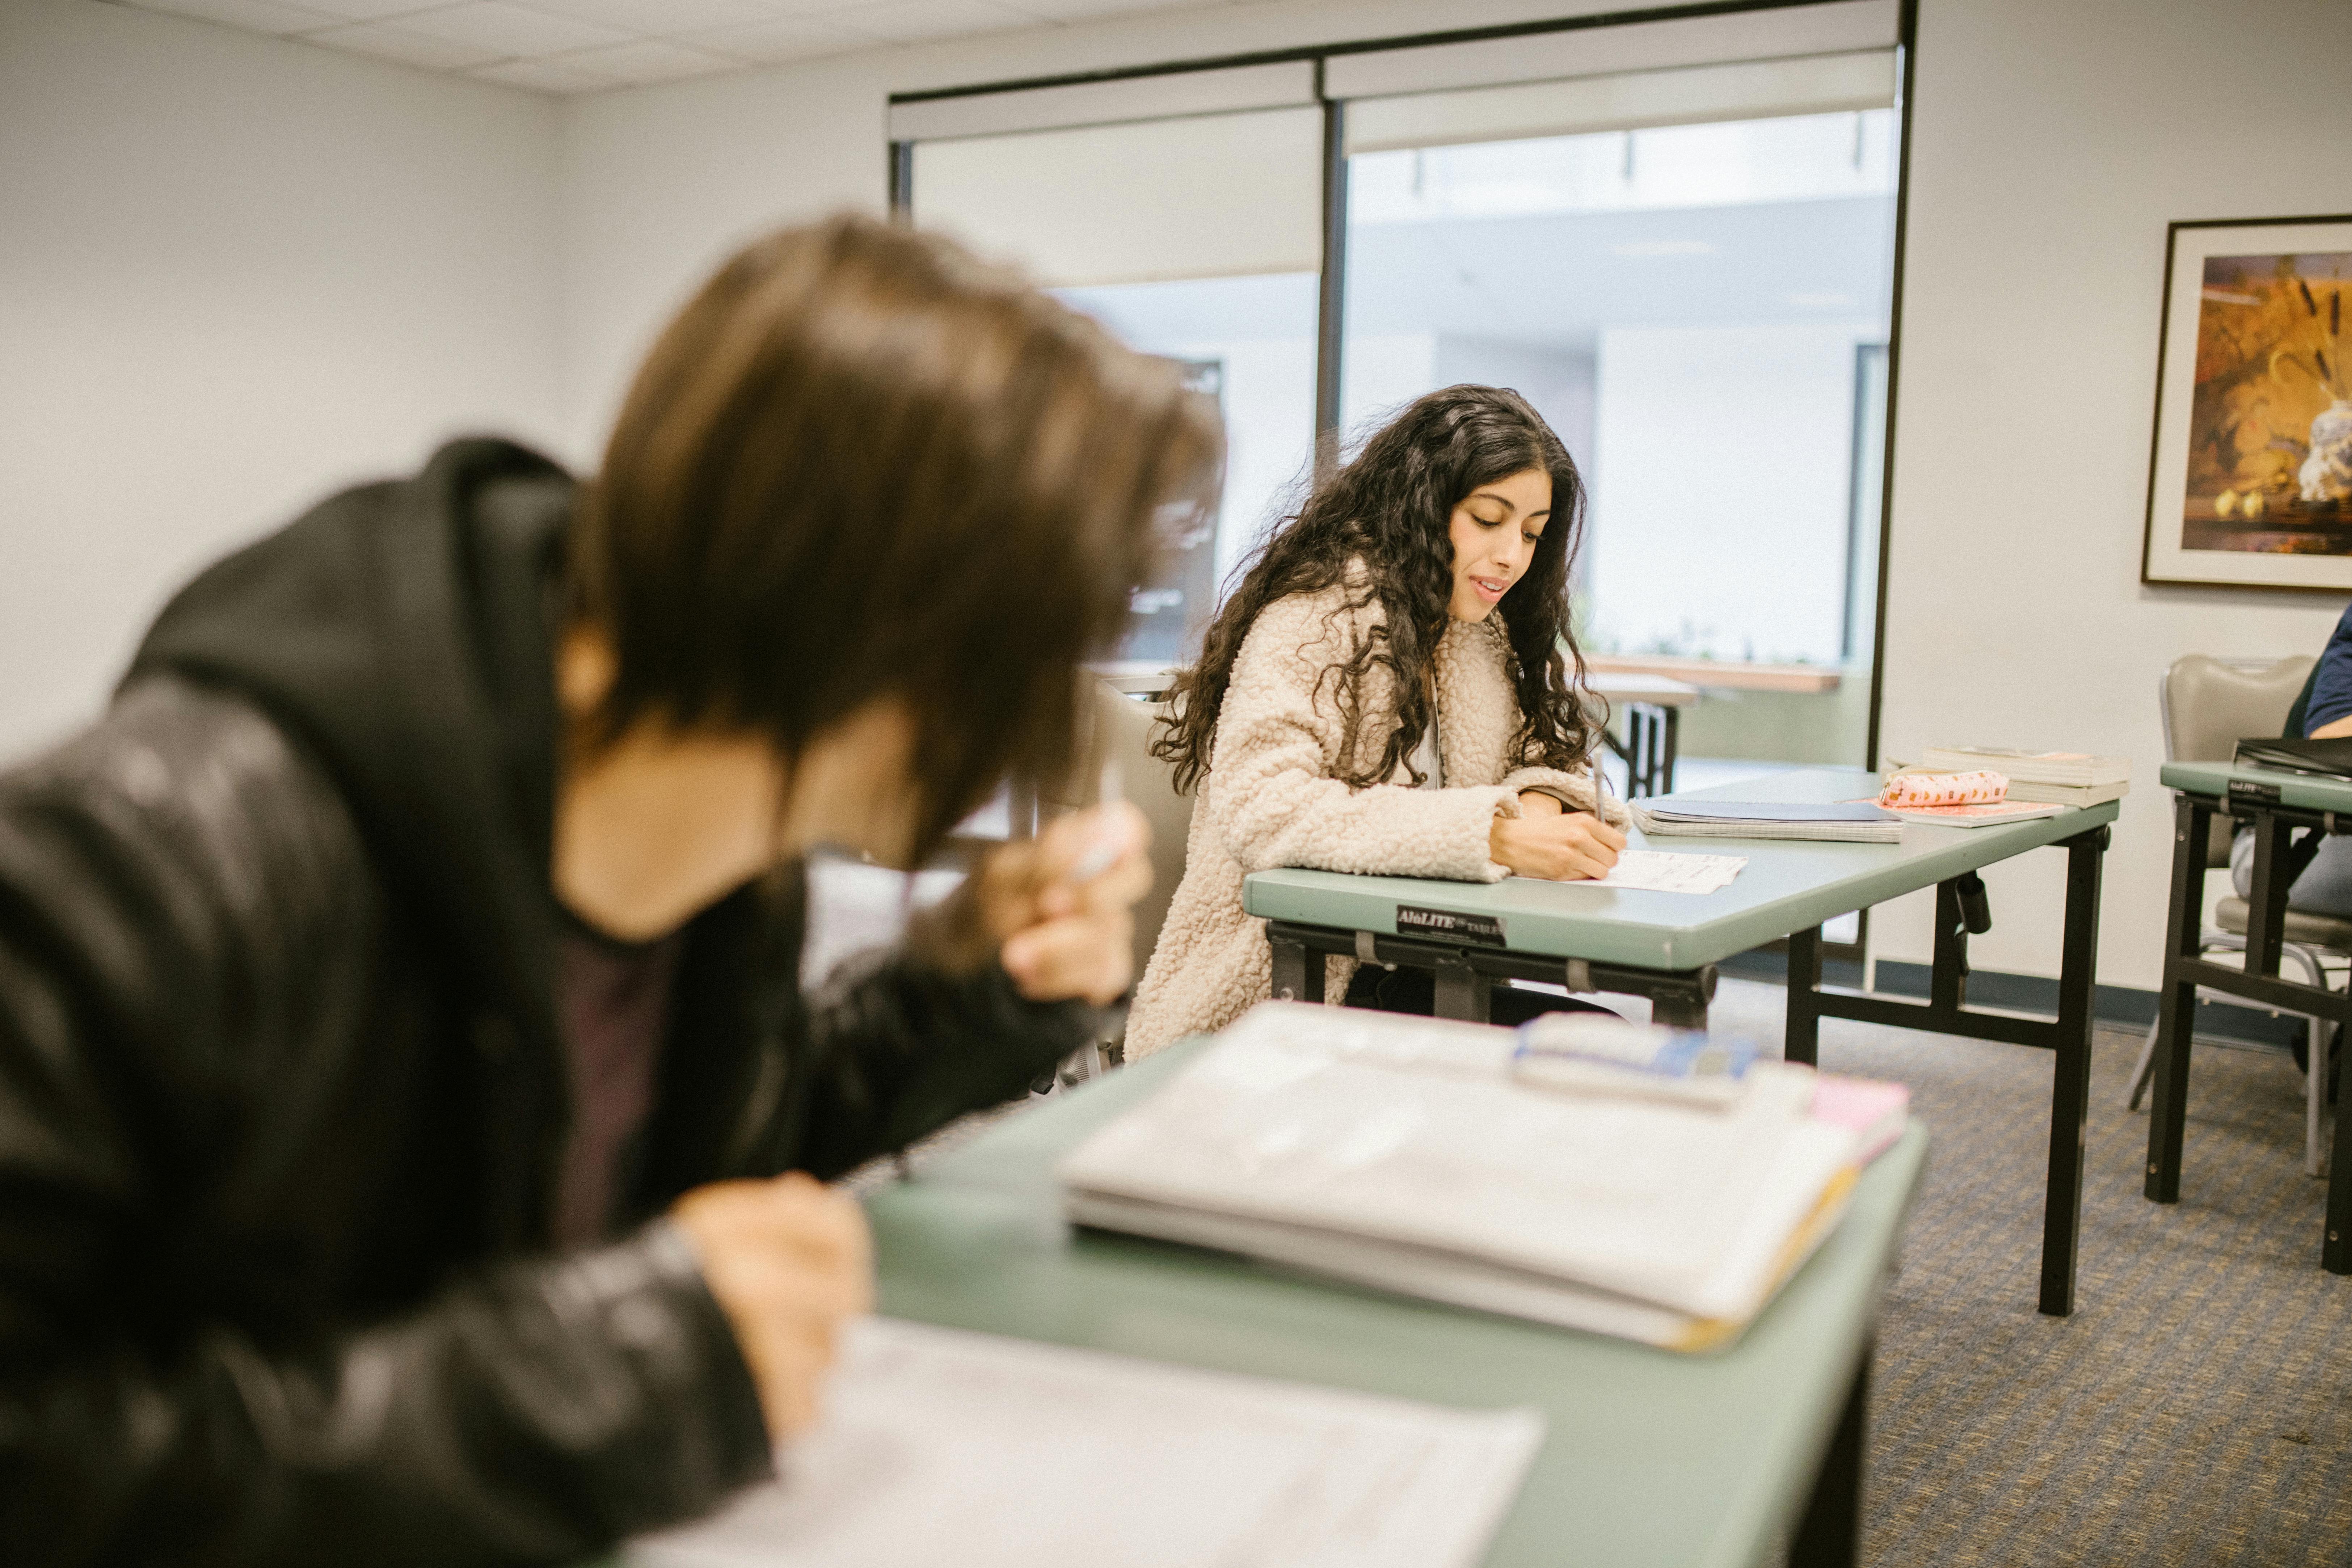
[2233,736,2352,783]
[1056,1004,1870,1352]
[1632,797,1902,843]
[1913,746,2130,806]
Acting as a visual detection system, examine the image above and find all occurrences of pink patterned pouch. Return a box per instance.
[1879,770,2009,808]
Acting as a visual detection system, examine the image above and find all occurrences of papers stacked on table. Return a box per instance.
[1588,849,1746,893]
[2233,736,2352,783]
[1057,1003,1863,1352]
[630,1317,1542,1568]
[1867,798,2065,829]
[1913,746,2130,806]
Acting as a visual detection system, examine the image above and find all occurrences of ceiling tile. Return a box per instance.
[683,15,869,64]
[1008,0,1199,19]
[390,1,632,56]
[830,0,1044,46]
[743,0,911,14]
[300,19,503,66]
[127,0,345,34]
[277,0,445,19]
[467,56,613,90]
[550,38,738,83]
[509,0,777,31]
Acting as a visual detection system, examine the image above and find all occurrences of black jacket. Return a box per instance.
[0,440,1092,1565]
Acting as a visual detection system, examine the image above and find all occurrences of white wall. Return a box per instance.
[1870,0,2352,988]
[0,0,563,762]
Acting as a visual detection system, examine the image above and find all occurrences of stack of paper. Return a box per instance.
[1811,1075,1910,1163]
[1057,1003,1862,1351]
[1863,798,2066,829]
[1633,798,1902,843]
[2233,736,2352,783]
[630,1317,1543,1568]
[1913,747,2130,806]
[1587,849,1746,893]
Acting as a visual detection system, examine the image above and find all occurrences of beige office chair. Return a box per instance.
[2125,653,2336,1176]
[1041,676,1196,1073]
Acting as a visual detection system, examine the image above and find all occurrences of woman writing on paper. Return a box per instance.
[1125,385,1628,1059]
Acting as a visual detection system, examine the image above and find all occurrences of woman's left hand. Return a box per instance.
[974,803,1152,1005]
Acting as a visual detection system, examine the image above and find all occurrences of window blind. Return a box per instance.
[888,60,1316,143]
[1322,0,1898,101]
[1345,49,1896,155]
[911,106,1325,288]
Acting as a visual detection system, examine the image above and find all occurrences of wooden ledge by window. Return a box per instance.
[1582,654,1842,694]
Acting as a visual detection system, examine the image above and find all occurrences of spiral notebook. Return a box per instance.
[1634,798,1902,843]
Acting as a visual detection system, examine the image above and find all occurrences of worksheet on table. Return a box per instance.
[629,1317,1542,1568]
[1586,850,1748,894]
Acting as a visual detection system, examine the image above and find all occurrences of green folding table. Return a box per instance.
[1242,766,2117,1316]
[2149,760,2352,1272]
[866,1040,1931,1568]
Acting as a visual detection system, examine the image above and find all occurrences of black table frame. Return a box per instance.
[1600,701,1680,798]
[2146,790,2352,1273]
[1266,822,2111,1318]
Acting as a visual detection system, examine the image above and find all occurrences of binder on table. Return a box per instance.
[1056,1004,1865,1352]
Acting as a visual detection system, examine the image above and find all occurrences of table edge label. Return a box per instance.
[1394,906,1506,947]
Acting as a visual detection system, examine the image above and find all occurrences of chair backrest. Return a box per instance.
[1046,679,1195,984]
[2161,653,2315,866]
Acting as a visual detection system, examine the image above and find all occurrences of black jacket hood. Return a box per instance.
[126,437,575,1037]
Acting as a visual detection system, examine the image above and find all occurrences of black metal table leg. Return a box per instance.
[1432,958,1491,1022]
[1785,924,1823,1067]
[1661,706,1679,795]
[2147,796,2211,1204]
[1651,984,1711,1029]
[1270,935,1323,1004]
[2241,807,2292,980]
[1788,1346,1868,1568]
[2328,1047,2352,1271]
[2329,1057,2352,1272]
[2039,825,2106,1317]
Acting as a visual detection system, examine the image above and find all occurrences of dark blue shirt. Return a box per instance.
[2306,602,2352,735]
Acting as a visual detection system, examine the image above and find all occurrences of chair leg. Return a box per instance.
[2126,1015,2163,1112]
[2277,943,2338,1178]
[2132,933,2251,1114]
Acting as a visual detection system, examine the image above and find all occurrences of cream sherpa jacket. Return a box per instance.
[1125,572,1626,1059]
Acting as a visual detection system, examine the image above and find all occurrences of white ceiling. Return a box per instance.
[105,0,1247,94]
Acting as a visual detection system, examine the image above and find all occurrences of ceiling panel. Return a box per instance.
[104,0,1250,93]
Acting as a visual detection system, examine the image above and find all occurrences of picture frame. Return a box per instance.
[2141,214,2352,591]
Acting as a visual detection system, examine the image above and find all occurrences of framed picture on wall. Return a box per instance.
[2142,214,2352,590]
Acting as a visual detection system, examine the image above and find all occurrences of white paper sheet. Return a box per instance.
[1586,849,1747,893]
[629,1317,1543,1568]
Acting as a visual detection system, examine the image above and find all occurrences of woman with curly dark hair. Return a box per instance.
[1125,384,1628,1058]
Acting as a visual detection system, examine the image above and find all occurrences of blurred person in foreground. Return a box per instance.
[0,215,1218,1564]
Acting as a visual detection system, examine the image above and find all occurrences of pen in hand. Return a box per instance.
[1066,758,1127,884]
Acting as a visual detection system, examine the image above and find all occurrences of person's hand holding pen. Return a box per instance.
[960,764,1152,1005]
[1490,761,1626,881]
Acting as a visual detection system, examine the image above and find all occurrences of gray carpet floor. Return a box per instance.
[1704,977,2352,1568]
